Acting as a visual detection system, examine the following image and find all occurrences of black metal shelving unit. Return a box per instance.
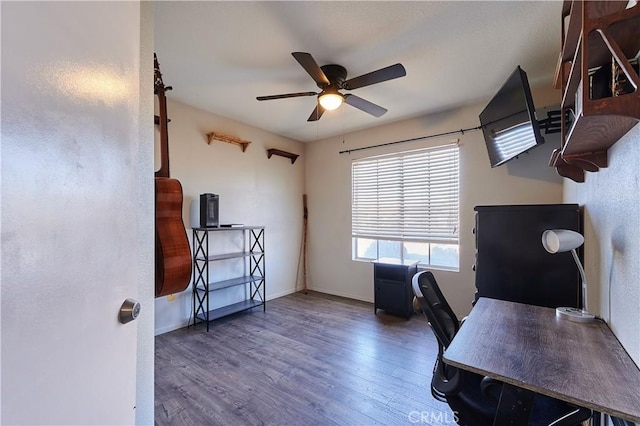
[191,226,265,331]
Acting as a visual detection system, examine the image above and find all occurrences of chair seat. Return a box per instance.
[446,371,495,426]
[450,373,589,426]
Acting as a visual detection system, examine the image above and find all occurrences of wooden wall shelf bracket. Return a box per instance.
[550,148,585,183]
[154,115,171,125]
[207,131,251,152]
[556,162,586,183]
[266,149,299,164]
[564,151,608,170]
[550,147,608,182]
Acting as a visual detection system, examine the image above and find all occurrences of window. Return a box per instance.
[351,144,459,270]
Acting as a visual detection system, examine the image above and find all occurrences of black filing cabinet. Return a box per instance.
[373,259,419,319]
[474,204,582,309]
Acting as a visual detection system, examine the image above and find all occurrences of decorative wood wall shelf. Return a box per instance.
[551,0,640,182]
[207,131,251,152]
[267,149,299,164]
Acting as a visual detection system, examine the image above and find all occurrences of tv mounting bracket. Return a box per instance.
[538,109,564,135]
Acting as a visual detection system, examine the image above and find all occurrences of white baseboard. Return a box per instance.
[154,320,191,336]
[268,287,298,300]
[306,285,373,304]
[154,288,301,336]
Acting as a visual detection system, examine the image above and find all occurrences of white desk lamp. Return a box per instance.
[542,229,595,323]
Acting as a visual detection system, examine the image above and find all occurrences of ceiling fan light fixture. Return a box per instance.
[257,52,406,122]
[318,92,343,110]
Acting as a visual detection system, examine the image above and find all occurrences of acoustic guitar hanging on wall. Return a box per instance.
[154,53,192,298]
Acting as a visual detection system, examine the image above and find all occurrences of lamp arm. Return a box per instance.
[571,249,588,312]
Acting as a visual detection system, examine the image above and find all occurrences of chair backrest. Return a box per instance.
[412,270,459,349]
[412,270,466,398]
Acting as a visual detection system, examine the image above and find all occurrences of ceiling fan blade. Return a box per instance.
[343,94,387,117]
[257,91,317,101]
[307,104,325,122]
[343,63,406,90]
[292,52,330,86]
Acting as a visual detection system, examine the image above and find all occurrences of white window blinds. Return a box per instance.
[351,144,459,243]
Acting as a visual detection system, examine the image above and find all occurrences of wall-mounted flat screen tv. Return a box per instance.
[479,66,544,168]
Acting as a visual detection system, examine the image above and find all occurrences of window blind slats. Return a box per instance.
[352,144,459,243]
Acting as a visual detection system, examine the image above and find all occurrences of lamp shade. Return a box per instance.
[542,229,584,253]
[541,229,593,323]
[318,92,343,110]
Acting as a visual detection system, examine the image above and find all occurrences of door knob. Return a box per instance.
[119,298,141,324]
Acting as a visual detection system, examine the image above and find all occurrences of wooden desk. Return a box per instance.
[443,298,640,423]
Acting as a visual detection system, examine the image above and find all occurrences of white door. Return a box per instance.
[1,2,151,424]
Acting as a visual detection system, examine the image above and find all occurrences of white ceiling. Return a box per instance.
[154,1,561,143]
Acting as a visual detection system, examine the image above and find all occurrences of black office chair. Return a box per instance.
[412,270,592,426]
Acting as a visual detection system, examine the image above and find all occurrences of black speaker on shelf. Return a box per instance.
[200,193,219,228]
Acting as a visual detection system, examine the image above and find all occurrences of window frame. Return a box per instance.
[351,143,460,271]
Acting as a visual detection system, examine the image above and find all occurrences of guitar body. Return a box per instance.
[155,177,192,297]
[154,54,192,298]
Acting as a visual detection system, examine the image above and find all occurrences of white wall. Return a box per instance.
[304,85,564,317]
[563,124,640,366]
[154,99,305,334]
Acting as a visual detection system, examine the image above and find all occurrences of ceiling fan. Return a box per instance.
[256,52,406,122]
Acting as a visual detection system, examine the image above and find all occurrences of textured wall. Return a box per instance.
[564,124,640,366]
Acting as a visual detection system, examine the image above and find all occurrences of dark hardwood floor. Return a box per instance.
[155,291,453,425]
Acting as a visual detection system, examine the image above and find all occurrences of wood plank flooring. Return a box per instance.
[155,291,453,425]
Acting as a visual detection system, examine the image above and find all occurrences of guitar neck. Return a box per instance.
[155,89,170,178]
[155,53,171,179]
